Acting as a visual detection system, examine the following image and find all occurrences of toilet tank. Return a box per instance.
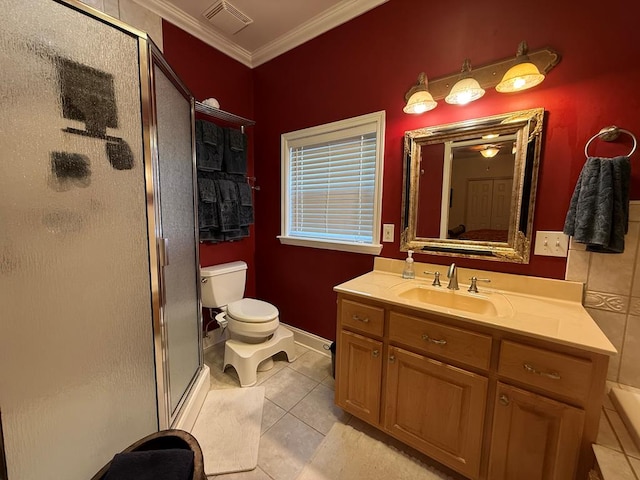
[200,261,247,308]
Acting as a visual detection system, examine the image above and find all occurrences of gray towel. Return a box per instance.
[236,180,254,226]
[223,128,247,174]
[563,156,630,253]
[200,120,220,147]
[228,129,245,152]
[214,179,240,232]
[196,141,222,172]
[198,200,218,229]
[199,227,224,243]
[197,178,216,203]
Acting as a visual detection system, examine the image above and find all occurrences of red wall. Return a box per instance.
[161,20,257,298]
[252,0,640,339]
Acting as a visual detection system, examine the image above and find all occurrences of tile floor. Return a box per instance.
[204,341,349,480]
[595,382,640,479]
[203,341,461,480]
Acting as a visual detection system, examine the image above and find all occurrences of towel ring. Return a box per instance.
[584,126,637,158]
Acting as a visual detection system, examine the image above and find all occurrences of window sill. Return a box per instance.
[277,236,382,255]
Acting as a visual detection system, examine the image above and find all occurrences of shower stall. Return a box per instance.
[0,1,204,478]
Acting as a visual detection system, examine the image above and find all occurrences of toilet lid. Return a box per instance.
[227,298,279,323]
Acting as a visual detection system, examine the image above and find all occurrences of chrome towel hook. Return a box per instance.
[584,125,637,158]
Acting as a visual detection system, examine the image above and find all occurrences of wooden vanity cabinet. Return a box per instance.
[385,346,488,478]
[335,330,383,424]
[335,293,608,480]
[488,382,585,480]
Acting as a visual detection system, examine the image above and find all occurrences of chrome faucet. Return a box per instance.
[446,263,459,290]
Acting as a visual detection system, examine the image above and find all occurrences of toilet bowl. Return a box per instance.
[225,298,279,343]
[200,261,296,387]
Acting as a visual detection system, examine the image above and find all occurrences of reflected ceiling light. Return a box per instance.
[480,146,500,158]
[403,72,437,114]
[512,142,517,154]
[496,41,546,93]
[482,134,499,140]
[445,59,485,105]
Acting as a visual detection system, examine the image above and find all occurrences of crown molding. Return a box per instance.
[251,0,388,67]
[134,0,252,67]
[135,0,388,68]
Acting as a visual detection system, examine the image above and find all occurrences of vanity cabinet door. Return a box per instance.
[384,346,487,479]
[488,382,585,480]
[336,330,383,425]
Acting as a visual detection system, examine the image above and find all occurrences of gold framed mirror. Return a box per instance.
[401,108,545,263]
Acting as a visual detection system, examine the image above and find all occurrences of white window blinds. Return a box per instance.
[280,111,385,254]
[289,132,376,244]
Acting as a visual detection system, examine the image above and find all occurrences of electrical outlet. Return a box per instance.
[383,224,394,242]
[534,231,569,257]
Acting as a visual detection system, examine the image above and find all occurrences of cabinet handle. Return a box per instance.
[389,355,396,363]
[372,350,380,357]
[421,334,447,345]
[353,314,369,323]
[523,363,561,380]
[499,394,510,406]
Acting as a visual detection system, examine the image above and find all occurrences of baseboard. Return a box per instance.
[281,322,332,357]
[172,364,210,432]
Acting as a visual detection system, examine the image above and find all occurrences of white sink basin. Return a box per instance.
[393,284,513,318]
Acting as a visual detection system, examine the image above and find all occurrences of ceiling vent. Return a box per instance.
[203,0,253,35]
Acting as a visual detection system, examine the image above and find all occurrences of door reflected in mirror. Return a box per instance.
[402,108,544,263]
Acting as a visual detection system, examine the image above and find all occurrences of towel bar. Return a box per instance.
[584,125,637,158]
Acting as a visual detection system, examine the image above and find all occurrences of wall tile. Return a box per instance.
[629,202,640,222]
[619,315,640,389]
[585,291,629,314]
[566,249,590,283]
[569,237,588,251]
[630,298,640,316]
[588,223,640,295]
[587,308,626,381]
[79,0,104,11]
[119,0,164,51]
[103,0,119,18]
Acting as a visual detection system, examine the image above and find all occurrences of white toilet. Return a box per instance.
[200,261,296,387]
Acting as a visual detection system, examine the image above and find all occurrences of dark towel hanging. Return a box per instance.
[197,177,217,203]
[223,128,247,174]
[563,156,631,253]
[236,180,254,226]
[200,121,219,147]
[214,178,240,232]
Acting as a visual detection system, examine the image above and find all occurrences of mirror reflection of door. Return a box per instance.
[465,178,512,232]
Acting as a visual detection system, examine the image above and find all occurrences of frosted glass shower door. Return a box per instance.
[152,55,202,420]
[0,1,158,479]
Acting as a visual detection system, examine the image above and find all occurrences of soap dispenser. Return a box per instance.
[402,250,415,279]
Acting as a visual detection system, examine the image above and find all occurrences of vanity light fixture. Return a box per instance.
[402,41,559,114]
[480,146,500,158]
[403,72,437,114]
[445,59,485,105]
[496,41,546,93]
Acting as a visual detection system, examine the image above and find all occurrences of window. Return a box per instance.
[279,111,385,254]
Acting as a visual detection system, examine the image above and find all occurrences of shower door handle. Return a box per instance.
[158,237,169,267]
[157,237,169,308]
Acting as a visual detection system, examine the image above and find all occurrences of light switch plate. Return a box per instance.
[383,224,394,242]
[534,231,569,257]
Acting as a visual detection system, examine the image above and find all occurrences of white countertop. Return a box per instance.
[334,264,617,356]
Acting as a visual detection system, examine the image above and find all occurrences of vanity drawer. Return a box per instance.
[388,312,492,370]
[341,299,384,337]
[498,340,593,403]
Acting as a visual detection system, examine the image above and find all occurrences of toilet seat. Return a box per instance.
[227,298,278,323]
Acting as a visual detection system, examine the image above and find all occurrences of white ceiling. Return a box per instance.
[135,0,388,68]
